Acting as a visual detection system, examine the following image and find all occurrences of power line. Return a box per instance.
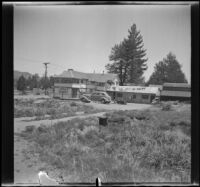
[15,56,42,64]
[15,56,67,69]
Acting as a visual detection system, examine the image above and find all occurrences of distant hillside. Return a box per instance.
[14,70,32,80]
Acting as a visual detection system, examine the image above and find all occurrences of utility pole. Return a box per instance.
[43,62,50,95]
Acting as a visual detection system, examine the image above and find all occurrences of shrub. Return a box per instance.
[162,103,172,111]
[18,108,191,183]
[36,133,54,147]
[37,125,48,133]
[169,121,191,136]
[70,102,77,107]
[46,108,57,115]
[25,125,36,133]
[35,108,45,117]
[14,107,35,117]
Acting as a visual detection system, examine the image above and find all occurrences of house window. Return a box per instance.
[91,81,96,85]
[142,95,149,99]
[72,79,79,83]
[132,94,136,99]
[117,93,122,97]
[98,82,105,87]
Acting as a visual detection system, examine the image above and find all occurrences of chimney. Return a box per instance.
[68,69,73,71]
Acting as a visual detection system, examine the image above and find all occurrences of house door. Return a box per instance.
[72,88,78,98]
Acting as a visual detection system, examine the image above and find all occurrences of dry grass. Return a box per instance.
[18,105,191,183]
[14,98,105,119]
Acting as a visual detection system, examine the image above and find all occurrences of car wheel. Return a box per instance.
[101,99,105,104]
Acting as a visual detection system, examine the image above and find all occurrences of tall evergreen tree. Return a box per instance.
[106,23,148,85]
[26,76,32,90]
[49,76,54,87]
[40,77,51,89]
[29,74,40,90]
[147,52,188,85]
[17,75,27,94]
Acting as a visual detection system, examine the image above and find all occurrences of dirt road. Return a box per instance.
[83,102,152,111]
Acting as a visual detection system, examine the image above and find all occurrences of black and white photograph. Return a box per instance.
[12,2,193,185]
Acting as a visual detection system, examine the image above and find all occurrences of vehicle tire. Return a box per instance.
[101,99,105,104]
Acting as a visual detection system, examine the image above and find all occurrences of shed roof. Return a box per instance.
[163,83,191,88]
[161,90,191,97]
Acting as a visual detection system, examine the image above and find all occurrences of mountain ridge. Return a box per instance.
[14,70,32,80]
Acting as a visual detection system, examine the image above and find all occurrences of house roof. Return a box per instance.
[161,90,191,97]
[163,83,191,88]
[87,73,118,82]
[55,70,88,79]
[54,70,118,83]
[149,84,163,90]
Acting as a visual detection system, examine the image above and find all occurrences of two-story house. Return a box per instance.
[53,69,119,99]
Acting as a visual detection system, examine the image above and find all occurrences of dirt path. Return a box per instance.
[14,112,106,133]
[84,102,152,111]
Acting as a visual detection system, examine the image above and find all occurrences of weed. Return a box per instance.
[18,106,191,182]
[70,102,77,107]
[162,103,172,111]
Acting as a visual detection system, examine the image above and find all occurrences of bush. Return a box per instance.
[46,108,57,115]
[14,107,35,117]
[169,121,191,136]
[37,125,48,133]
[18,108,191,183]
[162,103,172,111]
[70,102,77,107]
[25,125,36,133]
[35,108,45,117]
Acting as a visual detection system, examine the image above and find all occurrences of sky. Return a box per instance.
[14,4,191,83]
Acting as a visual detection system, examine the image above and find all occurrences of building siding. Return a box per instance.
[53,70,118,99]
[107,91,156,104]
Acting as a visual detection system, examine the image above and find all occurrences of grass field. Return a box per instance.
[18,103,191,183]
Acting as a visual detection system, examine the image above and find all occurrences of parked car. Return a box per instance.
[90,91,111,104]
[152,97,160,104]
[80,95,91,103]
[81,93,91,99]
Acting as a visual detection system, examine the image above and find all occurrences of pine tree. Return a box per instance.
[148,52,188,85]
[26,76,32,90]
[17,75,27,94]
[49,76,54,88]
[106,23,148,85]
[125,24,148,83]
[29,74,40,90]
[40,77,51,89]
